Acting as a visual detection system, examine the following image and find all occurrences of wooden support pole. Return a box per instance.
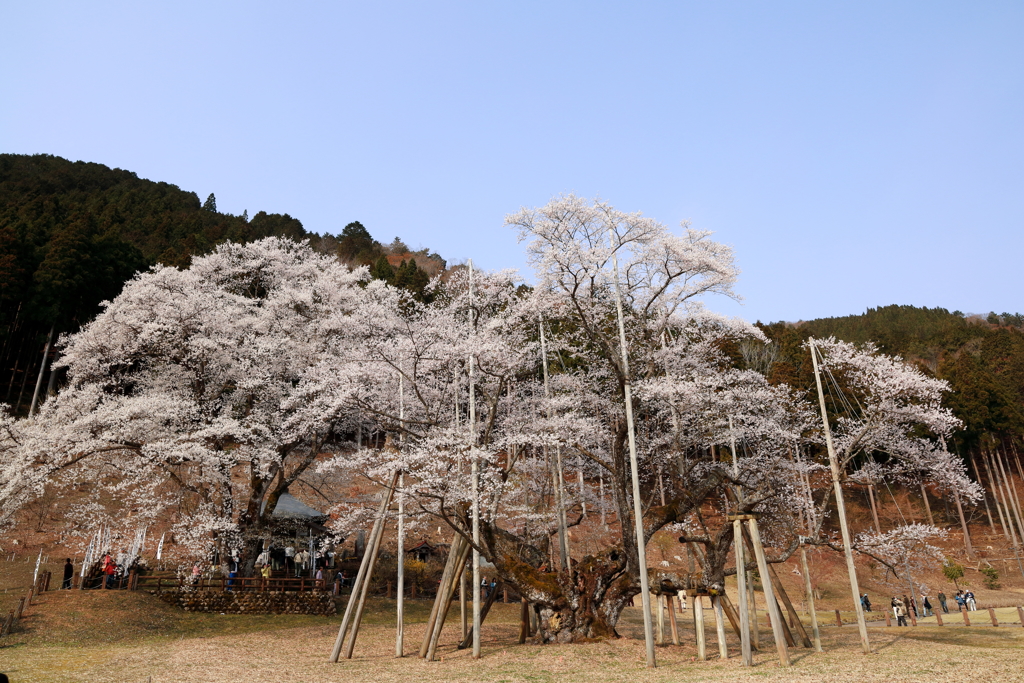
[867,484,882,534]
[733,519,752,665]
[608,234,656,668]
[396,470,405,657]
[835,610,842,627]
[799,547,822,652]
[656,593,665,645]
[668,594,680,646]
[712,595,729,659]
[748,568,760,650]
[693,594,706,661]
[746,519,790,667]
[519,599,529,644]
[935,610,943,626]
[961,607,971,626]
[460,565,468,641]
[775,597,796,646]
[331,471,399,662]
[458,580,502,649]
[719,593,746,643]
[740,522,810,647]
[884,611,891,627]
[810,340,871,654]
[338,474,399,660]
[426,538,472,661]
[920,483,935,527]
[1016,605,1024,627]
[988,607,999,627]
[420,536,465,658]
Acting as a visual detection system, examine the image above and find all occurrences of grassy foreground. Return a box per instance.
[3,582,1024,683]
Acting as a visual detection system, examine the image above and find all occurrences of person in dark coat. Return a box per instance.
[62,558,74,589]
[937,590,948,613]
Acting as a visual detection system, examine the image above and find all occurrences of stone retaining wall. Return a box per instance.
[155,589,336,615]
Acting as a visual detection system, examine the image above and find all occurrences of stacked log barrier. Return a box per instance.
[156,589,336,615]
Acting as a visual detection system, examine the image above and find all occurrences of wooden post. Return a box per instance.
[656,593,665,645]
[733,518,752,665]
[693,593,706,661]
[331,470,398,662]
[713,595,729,659]
[909,610,917,627]
[519,599,529,644]
[867,484,882,534]
[740,527,812,648]
[748,568,759,650]
[746,518,790,666]
[503,587,508,604]
[426,539,472,661]
[387,581,392,600]
[1017,606,1024,627]
[988,607,999,626]
[460,565,468,641]
[668,594,680,646]
[799,546,822,652]
[920,483,935,526]
[470,270,482,661]
[835,610,842,627]
[458,580,503,649]
[935,610,943,626]
[396,471,405,658]
[885,611,891,627]
[810,340,871,654]
[608,235,656,668]
[421,537,465,658]
[961,607,970,626]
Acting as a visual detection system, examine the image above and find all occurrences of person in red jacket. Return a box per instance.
[104,560,117,589]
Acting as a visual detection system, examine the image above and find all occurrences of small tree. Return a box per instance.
[942,558,965,589]
[980,564,999,590]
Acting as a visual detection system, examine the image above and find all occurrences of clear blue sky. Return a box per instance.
[3,2,1021,323]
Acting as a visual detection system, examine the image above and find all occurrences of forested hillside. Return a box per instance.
[757,305,1024,450]
[0,154,445,415]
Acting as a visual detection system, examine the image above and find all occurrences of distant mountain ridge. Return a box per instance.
[758,305,1024,447]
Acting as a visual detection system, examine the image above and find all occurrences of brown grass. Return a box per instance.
[3,579,1024,683]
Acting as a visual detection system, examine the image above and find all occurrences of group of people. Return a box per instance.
[887,588,978,625]
[952,589,978,611]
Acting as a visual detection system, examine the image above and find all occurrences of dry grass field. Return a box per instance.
[3,556,1024,683]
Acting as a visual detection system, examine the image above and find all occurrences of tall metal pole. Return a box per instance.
[608,226,656,667]
[468,259,481,659]
[809,339,871,654]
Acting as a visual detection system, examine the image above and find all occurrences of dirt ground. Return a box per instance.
[3,578,1024,683]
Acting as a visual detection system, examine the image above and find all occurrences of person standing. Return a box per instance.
[62,558,74,589]
[895,602,907,627]
[104,560,117,589]
[285,545,296,574]
[922,594,932,617]
[861,593,872,612]
[965,590,977,611]
[937,590,948,613]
